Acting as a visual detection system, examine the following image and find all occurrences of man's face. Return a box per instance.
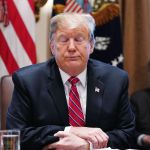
[51,27,94,76]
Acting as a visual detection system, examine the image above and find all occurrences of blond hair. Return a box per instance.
[49,13,95,41]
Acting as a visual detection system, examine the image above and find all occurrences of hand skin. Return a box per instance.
[42,131,90,150]
[143,135,150,145]
[70,127,109,149]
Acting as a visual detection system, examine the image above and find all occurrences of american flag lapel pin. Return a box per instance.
[95,87,100,93]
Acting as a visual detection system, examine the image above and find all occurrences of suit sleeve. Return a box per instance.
[130,91,150,135]
[6,73,64,150]
[130,91,150,149]
[106,73,135,149]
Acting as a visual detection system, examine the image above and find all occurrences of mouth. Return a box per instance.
[66,56,80,61]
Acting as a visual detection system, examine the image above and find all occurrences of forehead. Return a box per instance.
[55,26,89,37]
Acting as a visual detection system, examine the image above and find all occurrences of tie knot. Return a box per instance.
[68,76,79,85]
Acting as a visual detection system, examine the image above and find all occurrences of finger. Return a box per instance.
[94,132,107,148]
[94,134,104,148]
[98,128,109,139]
[89,128,108,148]
[54,131,68,138]
[87,135,99,149]
[94,135,106,149]
[98,131,109,147]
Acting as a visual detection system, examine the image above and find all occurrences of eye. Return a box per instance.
[58,35,68,43]
[75,35,85,42]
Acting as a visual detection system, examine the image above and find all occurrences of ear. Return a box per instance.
[89,39,95,54]
[50,41,55,55]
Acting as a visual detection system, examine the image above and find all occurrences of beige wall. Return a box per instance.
[35,0,53,63]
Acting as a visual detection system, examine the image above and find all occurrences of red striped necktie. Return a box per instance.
[68,76,85,126]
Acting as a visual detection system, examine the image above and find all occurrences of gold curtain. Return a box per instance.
[120,0,150,95]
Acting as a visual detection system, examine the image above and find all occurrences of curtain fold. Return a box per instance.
[121,0,150,95]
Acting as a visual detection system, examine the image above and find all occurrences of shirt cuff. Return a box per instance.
[138,134,147,146]
[64,126,71,132]
[88,141,93,150]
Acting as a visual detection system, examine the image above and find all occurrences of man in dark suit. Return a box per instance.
[7,13,135,150]
[130,88,150,149]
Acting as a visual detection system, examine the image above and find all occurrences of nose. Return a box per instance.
[68,39,76,51]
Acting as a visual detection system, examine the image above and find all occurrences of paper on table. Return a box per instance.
[94,148,119,150]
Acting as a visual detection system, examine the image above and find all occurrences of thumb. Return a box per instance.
[54,131,68,138]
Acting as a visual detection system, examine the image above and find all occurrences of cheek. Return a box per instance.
[52,45,61,56]
[55,49,66,60]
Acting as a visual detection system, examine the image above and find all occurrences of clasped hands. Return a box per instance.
[43,127,109,150]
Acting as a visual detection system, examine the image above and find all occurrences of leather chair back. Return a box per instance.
[0,76,14,129]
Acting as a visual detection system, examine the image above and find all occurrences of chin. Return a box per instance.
[68,63,81,69]
[65,60,78,66]
[67,65,84,76]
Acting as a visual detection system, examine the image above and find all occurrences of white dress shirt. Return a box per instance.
[59,68,93,149]
[59,67,87,118]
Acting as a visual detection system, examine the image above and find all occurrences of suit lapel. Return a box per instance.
[86,60,104,126]
[47,60,69,125]
[46,59,105,126]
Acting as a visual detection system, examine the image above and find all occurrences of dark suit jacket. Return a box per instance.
[7,58,135,150]
[130,88,150,149]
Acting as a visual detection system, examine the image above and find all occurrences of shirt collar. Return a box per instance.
[59,68,87,88]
